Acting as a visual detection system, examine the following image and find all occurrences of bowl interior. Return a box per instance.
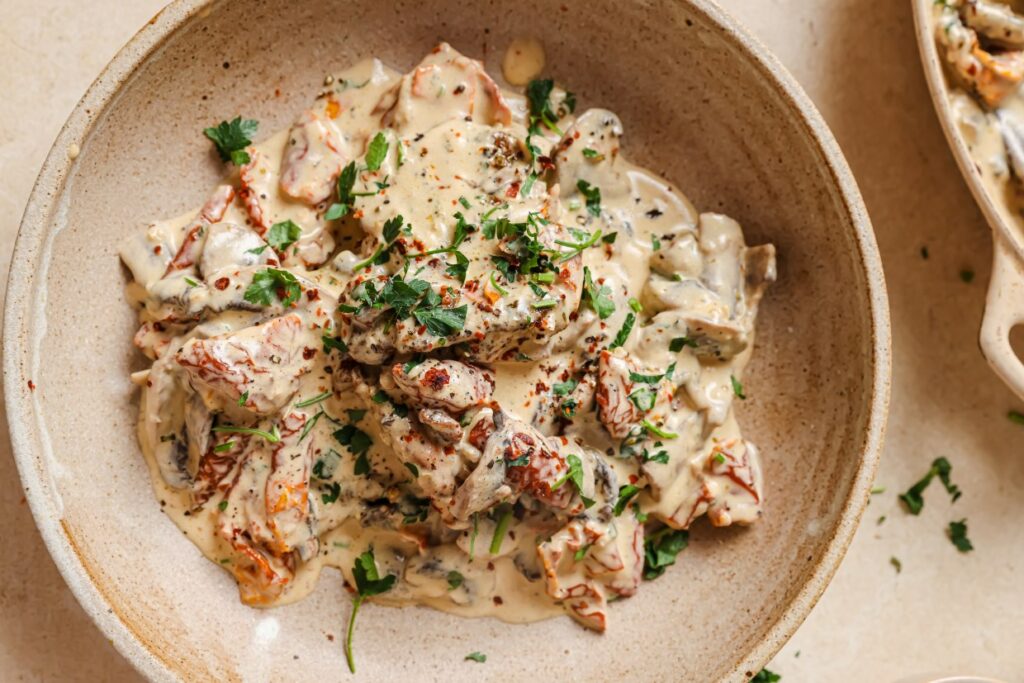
[6,0,886,680]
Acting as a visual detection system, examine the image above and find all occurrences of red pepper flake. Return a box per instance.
[506,181,521,198]
[302,347,317,360]
[306,288,321,301]
[214,277,230,290]
[153,245,162,254]
[493,596,504,606]
[27,380,36,391]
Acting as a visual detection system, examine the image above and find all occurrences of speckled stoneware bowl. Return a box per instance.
[3,0,890,680]
[913,0,1024,400]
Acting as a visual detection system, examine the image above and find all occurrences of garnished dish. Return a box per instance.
[934,0,1024,206]
[120,44,775,670]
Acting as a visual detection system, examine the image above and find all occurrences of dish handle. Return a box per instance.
[981,233,1024,400]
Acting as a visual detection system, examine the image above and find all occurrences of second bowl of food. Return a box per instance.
[4,0,890,680]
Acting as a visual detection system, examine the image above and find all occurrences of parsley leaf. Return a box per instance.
[489,504,515,554]
[312,449,342,479]
[447,570,464,590]
[445,250,469,284]
[552,378,579,396]
[334,424,373,476]
[244,268,301,307]
[465,652,487,664]
[576,179,602,217]
[344,548,397,673]
[203,116,258,165]
[642,527,689,580]
[948,519,974,553]
[326,161,358,220]
[613,484,641,516]
[364,132,388,171]
[899,456,959,515]
[551,453,594,507]
[669,337,696,352]
[321,481,341,505]
[353,215,405,271]
[731,375,746,400]
[609,312,636,348]
[322,334,348,354]
[583,266,615,319]
[751,669,782,683]
[628,386,657,411]
[526,78,561,134]
[414,304,468,337]
[267,220,302,252]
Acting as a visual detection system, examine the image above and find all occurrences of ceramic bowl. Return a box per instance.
[913,0,1024,400]
[3,0,889,680]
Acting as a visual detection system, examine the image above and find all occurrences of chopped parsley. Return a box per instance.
[651,234,661,251]
[184,277,199,288]
[731,375,746,400]
[334,424,373,475]
[555,226,603,262]
[321,481,341,505]
[948,519,974,553]
[312,449,342,479]
[344,548,397,673]
[217,500,229,511]
[899,456,960,515]
[613,484,641,516]
[203,116,258,166]
[550,453,594,507]
[364,132,388,171]
[628,386,657,411]
[464,652,487,664]
[669,337,696,352]
[353,214,406,271]
[404,462,420,478]
[750,669,781,683]
[609,312,636,348]
[325,162,358,220]
[267,220,302,252]
[641,419,678,440]
[583,266,615,319]
[552,378,579,396]
[238,390,249,406]
[526,78,561,134]
[573,544,592,562]
[322,335,348,354]
[576,179,602,217]
[642,527,689,580]
[244,268,301,307]
[447,570,464,590]
[582,147,604,161]
[890,556,902,573]
[213,441,235,453]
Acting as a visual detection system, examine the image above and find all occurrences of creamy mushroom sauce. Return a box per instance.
[935,0,1024,206]
[121,44,775,634]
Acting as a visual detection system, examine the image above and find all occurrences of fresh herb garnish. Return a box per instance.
[609,312,636,348]
[526,78,561,134]
[321,481,341,504]
[490,505,514,554]
[447,570,464,590]
[628,386,657,412]
[731,375,746,400]
[184,277,199,288]
[552,378,579,396]
[890,556,902,573]
[217,500,229,511]
[267,220,302,252]
[669,337,696,352]
[334,424,373,475]
[322,335,348,354]
[899,456,960,514]
[651,234,661,251]
[238,390,249,406]
[244,268,301,307]
[641,419,678,439]
[555,227,603,262]
[404,462,420,478]
[464,652,487,664]
[214,441,235,453]
[583,266,615,319]
[364,132,388,171]
[576,179,602,217]
[948,519,973,552]
[613,484,641,516]
[582,147,603,161]
[353,215,406,271]
[298,410,324,442]
[344,548,397,673]
[203,116,258,166]
[550,453,594,507]
[212,424,281,443]
[1009,410,1024,425]
[751,669,781,683]
[574,544,592,562]
[295,391,332,408]
[642,527,689,580]
[414,303,468,337]
[312,449,342,479]
[325,161,358,220]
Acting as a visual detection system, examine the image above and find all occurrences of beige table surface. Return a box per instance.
[2,0,1023,681]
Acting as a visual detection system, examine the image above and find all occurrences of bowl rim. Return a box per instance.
[2,0,891,680]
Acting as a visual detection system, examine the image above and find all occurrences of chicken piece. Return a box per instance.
[536,511,644,632]
[703,439,763,527]
[176,314,317,415]
[163,185,236,275]
[384,359,494,412]
[937,1,1024,106]
[280,109,349,204]
[375,43,512,134]
[263,412,319,559]
[449,411,572,521]
[198,222,272,278]
[595,349,674,439]
[962,0,1024,49]
[417,408,464,443]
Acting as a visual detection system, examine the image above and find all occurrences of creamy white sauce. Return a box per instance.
[121,43,775,636]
